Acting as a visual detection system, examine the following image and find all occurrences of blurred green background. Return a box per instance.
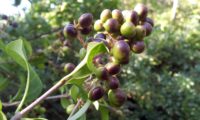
[0,0,200,120]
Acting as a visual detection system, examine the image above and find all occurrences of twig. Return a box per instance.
[2,94,71,107]
[67,99,82,119]
[11,75,72,120]
[171,0,179,21]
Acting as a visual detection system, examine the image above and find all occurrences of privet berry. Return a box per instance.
[80,26,92,35]
[95,67,109,80]
[106,62,121,75]
[145,17,154,27]
[125,10,138,25]
[88,86,104,101]
[112,40,130,64]
[107,76,120,89]
[66,104,75,114]
[108,89,126,107]
[64,63,75,73]
[78,13,93,28]
[94,33,106,39]
[142,22,153,36]
[100,9,112,23]
[63,24,78,38]
[112,9,124,24]
[103,18,120,33]
[94,20,104,31]
[134,3,148,21]
[135,25,146,39]
[130,41,145,53]
[120,21,136,38]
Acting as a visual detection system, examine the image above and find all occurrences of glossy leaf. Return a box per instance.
[70,85,80,101]
[0,111,7,120]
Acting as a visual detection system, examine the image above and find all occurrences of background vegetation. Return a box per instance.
[0,0,200,120]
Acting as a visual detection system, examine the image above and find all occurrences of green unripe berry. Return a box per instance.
[94,20,104,31]
[108,89,126,107]
[66,104,75,114]
[120,21,136,38]
[112,9,124,24]
[104,18,120,33]
[79,48,87,60]
[100,9,112,23]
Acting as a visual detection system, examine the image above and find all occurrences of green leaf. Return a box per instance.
[0,101,2,111]
[67,100,91,120]
[66,42,107,85]
[70,85,80,101]
[60,98,71,109]
[0,111,7,120]
[77,113,86,120]
[5,39,42,112]
[0,40,5,50]
[100,106,109,120]
[21,118,47,120]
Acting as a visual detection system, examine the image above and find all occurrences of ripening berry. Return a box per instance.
[134,3,148,21]
[63,24,78,38]
[145,17,154,27]
[130,41,145,53]
[142,22,152,36]
[107,76,120,89]
[112,40,130,64]
[125,10,138,25]
[88,86,104,101]
[100,9,112,23]
[112,9,124,24]
[108,89,126,107]
[94,33,106,39]
[78,13,93,28]
[80,26,92,35]
[11,22,18,28]
[103,18,120,33]
[95,67,109,80]
[94,20,104,31]
[106,62,121,75]
[135,25,146,39]
[64,63,75,73]
[120,21,136,38]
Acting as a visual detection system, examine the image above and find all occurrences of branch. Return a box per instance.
[171,0,179,21]
[2,94,71,108]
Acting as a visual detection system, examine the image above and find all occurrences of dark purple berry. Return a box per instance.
[88,86,104,101]
[94,33,106,39]
[106,62,121,75]
[103,18,120,33]
[64,63,75,73]
[108,76,120,89]
[63,24,78,38]
[134,3,148,21]
[145,17,154,27]
[80,26,92,35]
[108,89,126,107]
[112,40,130,64]
[125,11,139,25]
[95,67,109,80]
[78,13,93,28]
[130,41,145,53]
[142,22,153,36]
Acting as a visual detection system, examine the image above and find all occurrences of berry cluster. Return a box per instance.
[63,3,154,107]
